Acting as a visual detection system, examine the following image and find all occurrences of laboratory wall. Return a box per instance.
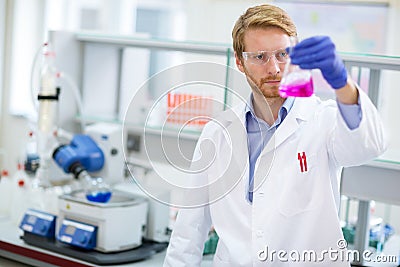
[0,0,46,170]
[1,0,400,245]
[380,0,400,153]
[0,0,5,165]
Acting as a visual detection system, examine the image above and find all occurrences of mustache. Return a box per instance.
[260,75,281,83]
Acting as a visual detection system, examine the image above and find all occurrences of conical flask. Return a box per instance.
[279,36,314,97]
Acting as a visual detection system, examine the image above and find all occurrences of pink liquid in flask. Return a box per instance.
[279,77,314,98]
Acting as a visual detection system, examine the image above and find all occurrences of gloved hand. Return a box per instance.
[289,36,348,89]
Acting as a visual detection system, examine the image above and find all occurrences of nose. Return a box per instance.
[265,56,281,75]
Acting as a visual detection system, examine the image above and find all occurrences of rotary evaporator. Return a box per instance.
[17,42,169,265]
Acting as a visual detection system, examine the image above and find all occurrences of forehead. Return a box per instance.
[243,27,290,52]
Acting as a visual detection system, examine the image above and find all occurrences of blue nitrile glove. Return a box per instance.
[289,36,348,89]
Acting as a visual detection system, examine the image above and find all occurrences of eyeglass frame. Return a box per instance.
[241,48,289,65]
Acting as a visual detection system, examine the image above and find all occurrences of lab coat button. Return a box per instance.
[256,230,264,237]
[258,191,264,197]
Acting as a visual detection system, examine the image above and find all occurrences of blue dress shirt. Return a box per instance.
[245,95,362,203]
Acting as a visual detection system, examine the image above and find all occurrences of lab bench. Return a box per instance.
[0,217,161,267]
[0,217,213,267]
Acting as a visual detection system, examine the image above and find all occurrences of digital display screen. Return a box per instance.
[27,215,37,224]
[65,225,76,235]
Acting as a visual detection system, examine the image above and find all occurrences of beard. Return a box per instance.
[244,69,282,99]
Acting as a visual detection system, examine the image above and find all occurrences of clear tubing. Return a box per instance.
[30,43,48,115]
[56,128,74,142]
[58,72,86,132]
[30,42,86,132]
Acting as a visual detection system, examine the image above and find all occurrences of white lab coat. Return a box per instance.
[163,88,387,267]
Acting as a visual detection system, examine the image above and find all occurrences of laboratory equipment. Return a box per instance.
[85,176,112,203]
[52,123,151,252]
[19,209,57,238]
[38,45,59,135]
[34,43,60,188]
[289,36,348,90]
[52,134,112,203]
[58,218,97,250]
[18,123,159,259]
[114,180,172,243]
[52,134,104,175]
[24,131,40,175]
[84,122,126,186]
[57,189,148,252]
[279,36,314,98]
[51,122,127,203]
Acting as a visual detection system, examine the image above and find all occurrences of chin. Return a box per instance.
[261,87,281,98]
[263,93,281,99]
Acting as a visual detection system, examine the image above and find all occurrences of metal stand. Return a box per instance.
[352,200,370,266]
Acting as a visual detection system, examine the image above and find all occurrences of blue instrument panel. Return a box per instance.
[58,219,97,250]
[19,209,57,238]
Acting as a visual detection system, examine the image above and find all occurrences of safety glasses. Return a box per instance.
[242,48,289,65]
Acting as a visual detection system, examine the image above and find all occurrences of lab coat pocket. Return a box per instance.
[278,153,321,217]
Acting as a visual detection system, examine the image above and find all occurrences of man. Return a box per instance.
[164,4,386,266]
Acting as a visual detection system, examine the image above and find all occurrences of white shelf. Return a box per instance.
[76,32,231,56]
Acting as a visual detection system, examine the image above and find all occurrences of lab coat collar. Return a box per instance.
[261,96,318,154]
[219,95,319,161]
[222,95,314,124]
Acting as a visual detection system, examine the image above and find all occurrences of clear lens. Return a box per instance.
[242,49,288,65]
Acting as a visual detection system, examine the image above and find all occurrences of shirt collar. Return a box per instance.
[245,93,295,127]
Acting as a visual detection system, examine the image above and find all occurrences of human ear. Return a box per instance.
[235,52,245,73]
